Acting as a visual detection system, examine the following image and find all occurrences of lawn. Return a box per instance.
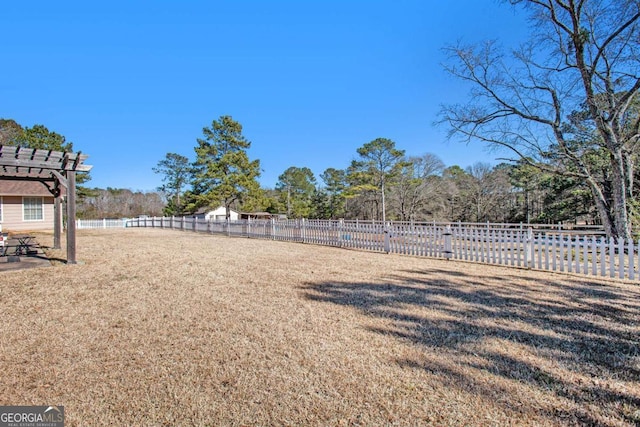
[1,228,639,426]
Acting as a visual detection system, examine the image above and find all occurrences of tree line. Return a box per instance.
[153,115,601,228]
[0,110,628,231]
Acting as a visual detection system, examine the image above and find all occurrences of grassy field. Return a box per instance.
[1,228,639,426]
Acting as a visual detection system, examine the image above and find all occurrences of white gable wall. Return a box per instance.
[205,206,239,221]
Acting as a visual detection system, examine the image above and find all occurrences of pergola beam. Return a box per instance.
[50,170,68,188]
[0,156,91,171]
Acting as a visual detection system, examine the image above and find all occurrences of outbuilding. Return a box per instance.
[204,206,240,221]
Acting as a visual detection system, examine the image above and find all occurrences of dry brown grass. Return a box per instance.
[1,228,639,426]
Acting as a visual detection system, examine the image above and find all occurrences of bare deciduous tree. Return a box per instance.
[390,153,445,221]
[440,0,640,239]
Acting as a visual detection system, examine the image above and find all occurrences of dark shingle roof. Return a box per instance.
[0,179,54,196]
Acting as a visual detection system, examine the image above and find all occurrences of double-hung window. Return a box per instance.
[23,197,44,221]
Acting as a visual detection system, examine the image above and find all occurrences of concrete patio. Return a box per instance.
[0,235,52,272]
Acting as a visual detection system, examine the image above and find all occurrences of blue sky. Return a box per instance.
[1,1,529,191]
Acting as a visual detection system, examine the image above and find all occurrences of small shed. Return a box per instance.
[239,211,274,220]
[204,206,239,221]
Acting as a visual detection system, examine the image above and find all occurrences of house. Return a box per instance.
[203,206,240,221]
[0,179,56,231]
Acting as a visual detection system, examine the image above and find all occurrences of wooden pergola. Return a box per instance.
[0,145,92,264]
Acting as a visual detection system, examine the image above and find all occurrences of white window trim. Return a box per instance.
[22,196,45,222]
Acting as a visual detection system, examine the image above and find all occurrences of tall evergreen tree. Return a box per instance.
[275,166,317,218]
[192,116,261,219]
[153,152,192,215]
[320,168,347,219]
[349,138,406,222]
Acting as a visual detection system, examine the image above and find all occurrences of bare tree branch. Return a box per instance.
[440,0,640,239]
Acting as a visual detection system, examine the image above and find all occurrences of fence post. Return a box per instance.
[383,222,391,254]
[271,218,276,240]
[443,225,452,260]
[525,227,533,269]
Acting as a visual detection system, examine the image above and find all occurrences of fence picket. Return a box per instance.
[567,237,573,273]
[599,239,606,277]
[491,229,497,265]
[592,238,597,274]
[574,238,580,274]
[540,233,546,270]
[618,239,625,279]
[608,239,615,278]
[582,239,587,275]
[551,235,557,272]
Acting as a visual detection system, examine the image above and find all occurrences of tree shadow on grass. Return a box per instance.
[301,268,640,426]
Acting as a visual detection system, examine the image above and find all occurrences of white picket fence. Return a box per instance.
[76,218,129,229]
[121,216,639,281]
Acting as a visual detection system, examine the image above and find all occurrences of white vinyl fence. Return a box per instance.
[76,218,129,229]
[123,217,638,281]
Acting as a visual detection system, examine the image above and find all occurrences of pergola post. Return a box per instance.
[66,171,77,264]
[53,195,62,249]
